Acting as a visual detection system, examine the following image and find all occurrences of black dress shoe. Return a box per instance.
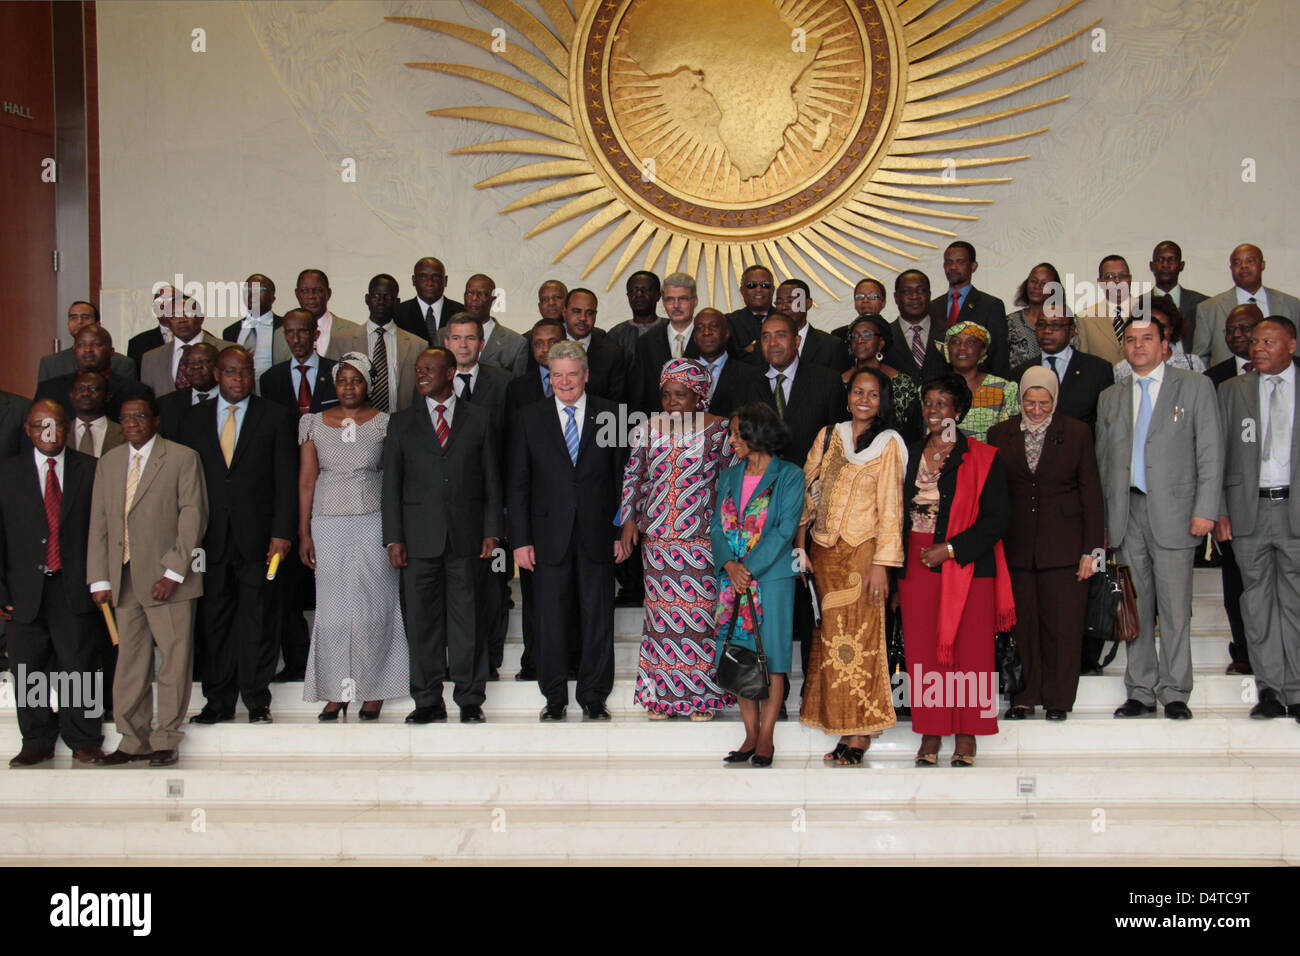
[752,751,774,767]
[488,668,500,682]
[1045,708,1067,721]
[1249,688,1286,719]
[72,746,106,764]
[1080,664,1105,677]
[98,749,151,766]
[1287,703,1300,720]
[539,704,567,722]
[460,705,486,723]
[614,590,643,607]
[1004,705,1033,720]
[581,702,611,721]
[1226,660,1254,676]
[723,748,755,764]
[8,748,55,768]
[1164,701,1193,720]
[247,707,273,724]
[405,705,447,724]
[272,669,305,683]
[1113,698,1156,718]
[148,749,179,767]
[514,669,537,682]
[190,707,235,724]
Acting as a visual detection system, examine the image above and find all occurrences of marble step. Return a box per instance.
[3,755,1297,808]
[4,708,1294,758]
[1,802,1295,863]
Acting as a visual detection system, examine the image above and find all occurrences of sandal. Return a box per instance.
[690,710,715,722]
[837,747,866,766]
[950,752,975,767]
[914,751,938,766]
[823,742,849,763]
[648,711,670,721]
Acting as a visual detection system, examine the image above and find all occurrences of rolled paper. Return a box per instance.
[99,602,120,646]
[266,552,281,581]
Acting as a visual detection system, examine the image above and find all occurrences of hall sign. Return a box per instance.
[391,0,1095,306]
[2,101,34,119]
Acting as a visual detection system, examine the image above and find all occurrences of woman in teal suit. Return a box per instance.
[711,403,805,767]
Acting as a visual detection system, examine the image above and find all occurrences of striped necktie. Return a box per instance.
[563,405,579,464]
[43,458,61,572]
[910,324,925,369]
[371,327,390,413]
[773,373,787,420]
[123,452,142,562]
[434,404,449,447]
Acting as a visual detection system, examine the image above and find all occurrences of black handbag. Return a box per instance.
[1085,551,1140,666]
[995,631,1026,697]
[715,587,770,701]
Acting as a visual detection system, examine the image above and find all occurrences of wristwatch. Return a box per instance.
[946,542,955,561]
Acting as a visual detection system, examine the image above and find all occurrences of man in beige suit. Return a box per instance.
[332,274,423,412]
[1074,254,1135,366]
[139,292,233,397]
[271,268,360,363]
[89,394,208,767]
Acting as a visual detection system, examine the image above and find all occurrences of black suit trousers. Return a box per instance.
[274,550,312,675]
[534,543,614,707]
[200,557,279,712]
[403,553,487,708]
[7,573,103,750]
[1219,539,1249,663]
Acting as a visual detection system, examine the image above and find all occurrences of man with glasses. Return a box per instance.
[724,265,776,356]
[1076,255,1139,365]
[1192,244,1300,365]
[888,270,947,383]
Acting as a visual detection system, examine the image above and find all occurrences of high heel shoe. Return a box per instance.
[752,750,774,767]
[318,702,348,722]
[357,703,382,721]
[723,748,756,764]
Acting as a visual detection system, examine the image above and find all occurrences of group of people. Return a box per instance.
[2,237,1297,771]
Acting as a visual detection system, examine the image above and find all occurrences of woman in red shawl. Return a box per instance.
[897,373,1014,767]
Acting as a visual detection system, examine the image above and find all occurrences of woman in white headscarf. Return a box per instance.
[297,352,408,720]
[987,365,1104,721]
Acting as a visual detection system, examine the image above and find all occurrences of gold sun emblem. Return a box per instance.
[389,0,1095,307]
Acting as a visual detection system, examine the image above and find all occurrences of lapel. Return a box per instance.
[441,399,464,454]
[228,399,261,472]
[1290,372,1300,483]
[1003,416,1030,476]
[785,363,811,414]
[576,396,601,463]
[129,440,166,513]
[544,397,571,463]
[22,456,43,517]
[1038,415,1067,473]
[1145,368,1179,442]
[750,453,783,503]
[1241,371,1262,479]
[103,420,126,454]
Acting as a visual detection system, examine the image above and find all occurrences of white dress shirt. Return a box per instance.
[315,312,337,358]
[426,392,457,430]
[481,317,497,349]
[1041,345,1074,382]
[1236,286,1270,315]
[89,435,184,591]
[765,357,800,404]
[454,364,480,400]
[555,392,587,444]
[1130,361,1166,428]
[418,296,445,331]
[900,316,931,358]
[702,353,728,401]
[365,320,401,401]
[290,353,320,400]
[33,448,65,497]
[1259,362,1295,487]
[1236,355,1252,375]
[191,386,218,405]
[239,310,276,384]
[73,416,108,457]
[667,320,695,358]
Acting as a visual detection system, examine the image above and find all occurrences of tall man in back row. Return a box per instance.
[928,242,1010,377]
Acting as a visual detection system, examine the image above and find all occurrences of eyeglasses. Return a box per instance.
[1100,272,1131,282]
[1034,322,1071,332]
[849,331,879,341]
[853,292,884,301]
[744,281,773,290]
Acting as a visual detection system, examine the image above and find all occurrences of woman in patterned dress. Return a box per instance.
[943,320,1019,442]
[616,359,737,719]
[797,367,906,764]
[840,313,923,441]
[297,353,408,721]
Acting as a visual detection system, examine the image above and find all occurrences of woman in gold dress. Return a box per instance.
[795,367,906,765]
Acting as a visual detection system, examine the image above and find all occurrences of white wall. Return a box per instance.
[97,0,1299,343]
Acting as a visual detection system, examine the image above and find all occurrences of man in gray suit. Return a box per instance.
[1097,316,1222,720]
[38,302,137,383]
[1148,241,1207,351]
[1192,244,1300,365]
[139,293,233,397]
[271,269,360,363]
[1215,318,1300,721]
[437,274,528,377]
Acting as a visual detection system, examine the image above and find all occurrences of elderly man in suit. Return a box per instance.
[928,241,1011,376]
[1193,244,1300,365]
[1012,311,1114,431]
[891,270,947,384]
[1215,318,1300,720]
[139,291,233,398]
[606,272,663,363]
[90,394,208,766]
[271,269,360,364]
[725,265,776,356]
[630,272,703,413]
[67,372,125,459]
[384,348,502,723]
[1097,316,1222,720]
[0,401,104,766]
[332,275,422,414]
[394,257,464,344]
[35,325,147,424]
[1148,241,1207,350]
[693,307,763,418]
[39,301,137,383]
[180,346,296,725]
[222,274,281,389]
[509,342,628,721]
[436,274,528,378]
[157,343,220,440]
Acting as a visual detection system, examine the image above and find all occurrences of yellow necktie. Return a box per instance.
[220,406,237,466]
[123,452,142,563]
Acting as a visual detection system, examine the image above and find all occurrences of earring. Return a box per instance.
[875,352,884,361]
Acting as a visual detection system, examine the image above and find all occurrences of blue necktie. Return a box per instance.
[1132,377,1153,493]
[563,405,579,465]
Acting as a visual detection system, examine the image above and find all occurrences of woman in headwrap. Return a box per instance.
[796,367,906,765]
[942,320,1019,441]
[297,352,408,720]
[987,366,1103,721]
[615,358,737,719]
[897,373,1013,767]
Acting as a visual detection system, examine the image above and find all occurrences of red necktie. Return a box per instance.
[297,365,312,416]
[947,291,961,325]
[43,458,61,573]
[435,404,449,447]
[175,344,194,390]
[1243,362,1255,373]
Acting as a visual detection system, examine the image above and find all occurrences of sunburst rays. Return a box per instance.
[388,0,1096,308]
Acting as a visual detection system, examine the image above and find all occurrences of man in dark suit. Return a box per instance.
[606,271,663,363]
[751,312,844,702]
[139,292,233,398]
[223,274,282,390]
[1149,241,1207,351]
[693,308,763,418]
[258,309,339,417]
[509,342,628,721]
[67,372,126,459]
[630,272,702,414]
[394,257,465,344]
[1011,312,1114,431]
[38,301,136,383]
[1206,302,1265,676]
[127,288,171,375]
[891,270,947,384]
[35,325,147,424]
[766,279,850,373]
[1215,318,1300,720]
[180,346,296,724]
[724,264,775,357]
[384,348,502,723]
[928,241,1010,376]
[564,289,627,404]
[503,318,570,682]
[158,343,221,440]
[0,401,104,766]
[0,390,31,457]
